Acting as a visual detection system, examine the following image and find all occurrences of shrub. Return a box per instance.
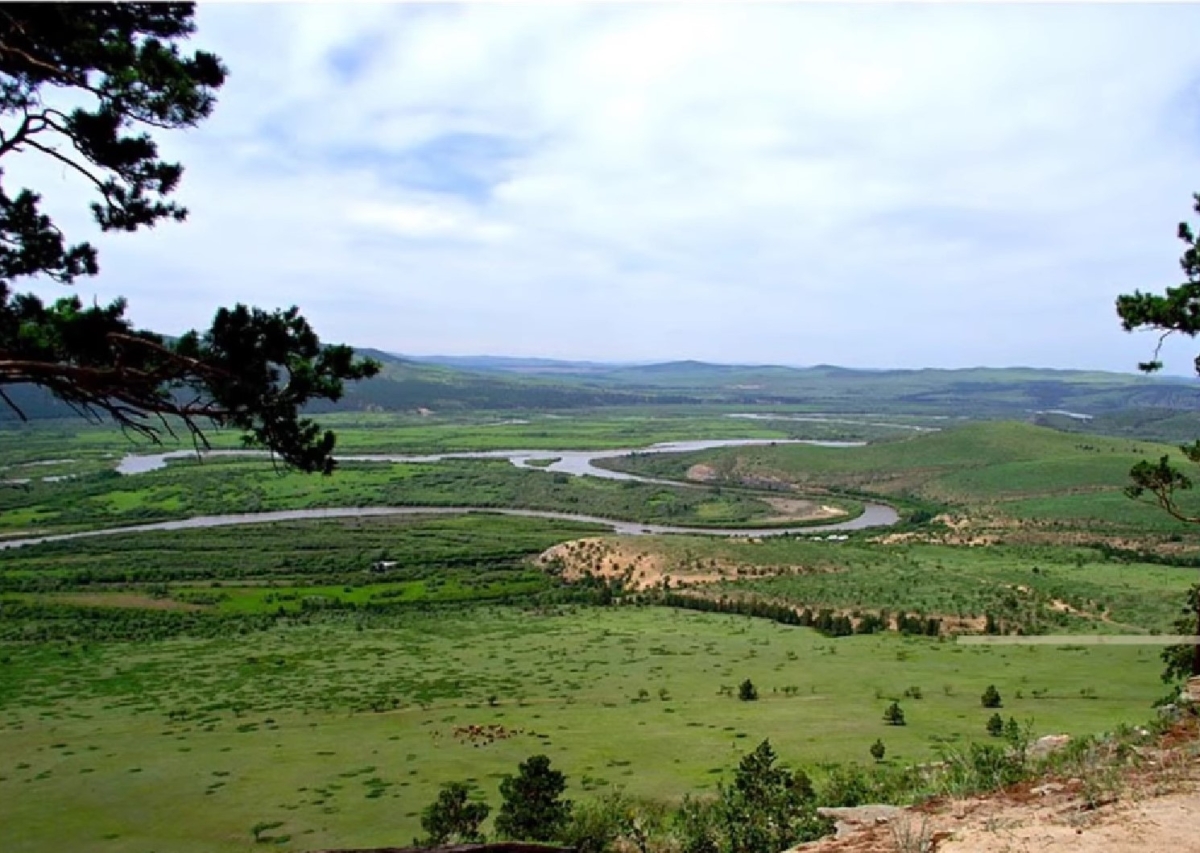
[738,679,758,702]
[819,763,874,808]
[602,795,670,853]
[562,792,635,853]
[981,685,1002,709]
[883,701,906,726]
[673,795,719,853]
[1003,716,1023,748]
[869,739,886,762]
[420,781,490,844]
[986,713,1004,738]
[933,722,1036,800]
[251,821,283,844]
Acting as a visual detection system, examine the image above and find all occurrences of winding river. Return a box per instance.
[0,439,900,550]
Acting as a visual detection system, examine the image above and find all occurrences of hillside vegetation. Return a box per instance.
[4,351,1199,424]
[3,413,1200,852]
[602,421,1200,535]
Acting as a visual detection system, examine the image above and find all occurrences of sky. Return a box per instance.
[14,2,1200,371]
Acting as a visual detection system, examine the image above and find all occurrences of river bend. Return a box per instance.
[0,438,900,550]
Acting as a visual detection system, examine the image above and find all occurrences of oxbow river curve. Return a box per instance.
[0,439,900,550]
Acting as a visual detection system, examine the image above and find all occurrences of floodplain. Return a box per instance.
[1,410,1197,851]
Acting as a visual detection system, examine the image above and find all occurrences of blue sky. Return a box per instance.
[15,3,1200,371]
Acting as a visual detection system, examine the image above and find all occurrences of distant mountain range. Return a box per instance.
[4,350,1200,434]
[342,351,1200,420]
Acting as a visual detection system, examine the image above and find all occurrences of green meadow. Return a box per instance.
[595,536,1196,634]
[0,408,925,464]
[1,414,1198,852]
[0,452,860,541]
[601,421,1200,533]
[0,606,1168,853]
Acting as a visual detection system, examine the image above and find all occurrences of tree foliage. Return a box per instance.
[561,791,667,853]
[495,754,572,842]
[419,781,490,845]
[0,3,378,473]
[882,700,905,726]
[1160,583,1200,685]
[1116,193,1200,676]
[715,739,829,853]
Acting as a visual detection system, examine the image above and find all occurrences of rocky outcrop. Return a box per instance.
[1028,734,1072,759]
[815,804,905,839]
[1183,676,1200,705]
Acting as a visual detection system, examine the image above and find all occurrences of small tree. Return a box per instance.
[883,701,905,726]
[986,713,1004,738]
[869,739,886,762]
[717,739,830,853]
[495,754,571,842]
[981,685,1002,709]
[738,679,758,702]
[420,781,490,845]
[1003,716,1022,746]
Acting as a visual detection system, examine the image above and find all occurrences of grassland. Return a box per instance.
[0,605,1169,853]
[1,413,1198,853]
[600,421,1200,536]
[0,514,605,594]
[0,408,923,462]
[387,356,1200,417]
[0,456,863,539]
[545,535,1195,635]
[0,411,912,538]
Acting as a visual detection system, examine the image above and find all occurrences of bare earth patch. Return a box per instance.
[686,463,719,482]
[536,538,710,590]
[536,539,988,633]
[798,723,1200,853]
[761,497,847,523]
[800,782,1200,853]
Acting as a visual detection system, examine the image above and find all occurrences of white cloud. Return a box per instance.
[17,2,1200,371]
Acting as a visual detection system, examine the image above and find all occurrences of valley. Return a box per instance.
[2,397,1199,851]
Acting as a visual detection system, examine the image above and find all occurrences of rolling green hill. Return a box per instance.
[4,347,1200,428]
[600,420,1200,533]
[371,356,1200,419]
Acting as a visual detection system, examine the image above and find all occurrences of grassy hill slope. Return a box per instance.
[4,347,1200,430]
[602,421,1200,534]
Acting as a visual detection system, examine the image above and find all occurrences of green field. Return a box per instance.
[0,514,605,595]
[0,457,863,538]
[635,537,1194,633]
[1,413,1199,853]
[0,412,907,538]
[0,409,921,462]
[600,421,1200,534]
[0,605,1168,853]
